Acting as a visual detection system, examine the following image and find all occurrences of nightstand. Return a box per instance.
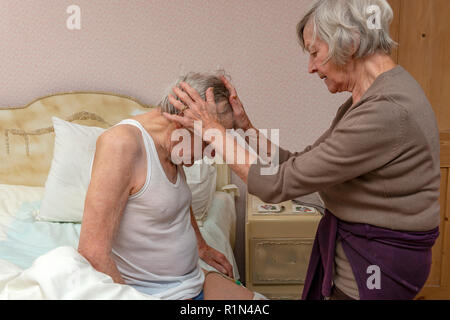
[245,193,322,300]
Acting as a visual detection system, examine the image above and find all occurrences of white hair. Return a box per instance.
[158,70,232,118]
[297,0,397,65]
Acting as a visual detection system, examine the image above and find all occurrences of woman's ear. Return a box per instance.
[350,31,361,57]
[174,121,183,129]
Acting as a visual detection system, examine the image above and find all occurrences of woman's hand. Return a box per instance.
[198,240,234,278]
[162,83,224,141]
[220,76,254,131]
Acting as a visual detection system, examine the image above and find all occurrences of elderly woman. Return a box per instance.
[164,0,441,300]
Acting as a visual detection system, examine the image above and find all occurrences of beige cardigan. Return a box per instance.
[248,65,440,232]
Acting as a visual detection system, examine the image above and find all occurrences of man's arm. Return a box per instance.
[78,127,141,284]
[187,206,233,277]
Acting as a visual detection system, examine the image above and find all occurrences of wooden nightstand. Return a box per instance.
[245,193,322,300]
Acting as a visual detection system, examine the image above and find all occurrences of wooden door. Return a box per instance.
[389,0,450,129]
[415,133,450,299]
[388,0,450,299]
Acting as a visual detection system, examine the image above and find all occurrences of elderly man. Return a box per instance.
[77,72,261,300]
[165,0,440,300]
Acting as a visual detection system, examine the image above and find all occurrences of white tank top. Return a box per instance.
[110,119,204,299]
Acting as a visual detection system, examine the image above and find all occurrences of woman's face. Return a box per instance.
[303,20,350,94]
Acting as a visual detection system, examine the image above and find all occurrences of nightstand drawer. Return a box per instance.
[250,237,314,285]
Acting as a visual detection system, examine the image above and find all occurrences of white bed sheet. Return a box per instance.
[0,246,158,299]
[0,184,239,299]
[198,191,239,279]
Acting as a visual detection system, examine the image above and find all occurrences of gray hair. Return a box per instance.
[158,71,232,121]
[296,0,397,65]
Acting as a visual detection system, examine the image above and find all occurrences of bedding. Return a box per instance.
[0,184,239,299]
[0,247,156,300]
[184,160,217,226]
[38,117,104,222]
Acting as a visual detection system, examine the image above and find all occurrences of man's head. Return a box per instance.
[158,71,234,165]
[159,71,234,129]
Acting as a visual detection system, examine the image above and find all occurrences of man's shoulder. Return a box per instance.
[97,125,142,156]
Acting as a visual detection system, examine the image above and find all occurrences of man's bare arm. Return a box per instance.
[78,127,141,284]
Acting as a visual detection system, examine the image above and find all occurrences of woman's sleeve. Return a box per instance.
[248,100,407,204]
[277,126,333,164]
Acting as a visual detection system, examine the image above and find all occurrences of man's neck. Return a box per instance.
[133,108,178,164]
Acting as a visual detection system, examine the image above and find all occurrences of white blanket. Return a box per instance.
[0,185,239,299]
[0,246,157,300]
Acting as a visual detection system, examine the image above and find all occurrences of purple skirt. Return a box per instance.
[302,209,439,300]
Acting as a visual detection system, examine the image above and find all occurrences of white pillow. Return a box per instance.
[37,117,105,222]
[183,159,217,226]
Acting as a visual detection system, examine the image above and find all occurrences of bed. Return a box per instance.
[0,92,239,299]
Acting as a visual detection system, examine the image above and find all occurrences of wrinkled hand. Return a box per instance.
[162,82,223,140]
[220,76,254,131]
[199,241,234,278]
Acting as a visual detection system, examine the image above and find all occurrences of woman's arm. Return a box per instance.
[78,127,141,284]
[247,100,407,203]
[164,83,259,183]
[164,81,406,205]
[220,76,275,161]
[205,125,257,184]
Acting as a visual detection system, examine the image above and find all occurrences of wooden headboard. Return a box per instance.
[0,92,230,189]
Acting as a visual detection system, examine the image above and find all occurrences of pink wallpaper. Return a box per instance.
[0,0,350,281]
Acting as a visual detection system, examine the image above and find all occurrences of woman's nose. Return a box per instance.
[308,58,317,74]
